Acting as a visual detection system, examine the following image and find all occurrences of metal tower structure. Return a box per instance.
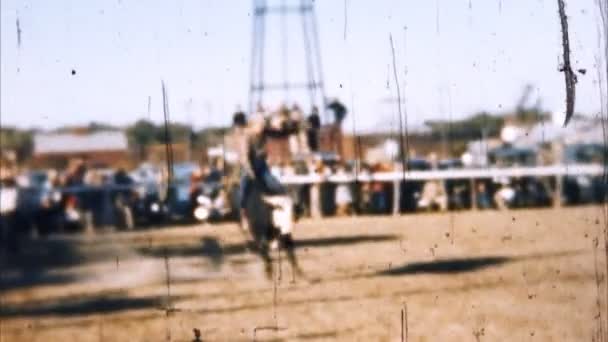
[248,0,328,122]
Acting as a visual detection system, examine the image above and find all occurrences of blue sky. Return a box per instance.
[0,0,605,131]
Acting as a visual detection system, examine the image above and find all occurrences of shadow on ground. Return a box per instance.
[138,234,398,261]
[0,233,397,292]
[0,238,89,292]
[0,236,136,292]
[0,271,75,293]
[373,249,584,277]
[0,292,190,318]
[2,238,87,270]
[0,246,585,321]
[378,256,510,276]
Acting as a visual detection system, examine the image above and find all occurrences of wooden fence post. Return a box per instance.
[554,174,563,208]
[310,181,322,219]
[392,180,400,216]
[470,178,478,211]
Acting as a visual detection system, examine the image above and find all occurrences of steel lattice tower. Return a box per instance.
[248,0,328,122]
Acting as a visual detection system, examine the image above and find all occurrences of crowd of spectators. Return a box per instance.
[1,99,604,233]
[253,150,569,217]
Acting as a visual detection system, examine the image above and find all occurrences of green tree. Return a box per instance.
[424,112,505,141]
[127,119,158,159]
[127,119,157,146]
[0,127,34,163]
[87,121,119,132]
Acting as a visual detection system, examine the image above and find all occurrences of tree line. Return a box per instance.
[1,120,229,164]
[1,107,552,165]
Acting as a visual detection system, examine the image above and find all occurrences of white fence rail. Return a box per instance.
[279,163,605,216]
[279,164,605,185]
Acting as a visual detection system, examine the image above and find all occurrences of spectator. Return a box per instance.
[357,164,372,213]
[289,103,309,156]
[113,168,134,211]
[233,107,247,127]
[314,161,336,216]
[292,160,310,217]
[327,98,347,125]
[190,167,204,194]
[476,182,492,209]
[417,153,447,211]
[46,170,59,190]
[417,180,448,211]
[370,163,389,214]
[306,106,321,152]
[307,158,325,218]
[206,159,223,183]
[0,174,19,253]
[0,174,18,217]
[64,159,87,187]
[494,177,516,210]
[84,169,103,187]
[274,103,290,127]
[114,168,133,186]
[334,164,353,216]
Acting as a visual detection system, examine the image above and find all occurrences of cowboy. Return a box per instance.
[230,106,298,231]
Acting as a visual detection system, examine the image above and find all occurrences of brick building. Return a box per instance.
[31,131,131,169]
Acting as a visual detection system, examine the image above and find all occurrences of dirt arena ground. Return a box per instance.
[1,206,607,341]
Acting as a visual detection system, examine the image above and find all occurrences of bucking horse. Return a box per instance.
[242,179,303,280]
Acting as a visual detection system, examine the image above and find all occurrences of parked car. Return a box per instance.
[487,145,552,208]
[190,180,232,222]
[399,158,431,212]
[130,163,168,225]
[439,159,471,210]
[164,163,196,222]
[131,182,167,226]
[12,171,66,236]
[488,145,538,167]
[562,143,607,205]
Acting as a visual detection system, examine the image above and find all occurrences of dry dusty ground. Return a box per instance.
[1,206,607,341]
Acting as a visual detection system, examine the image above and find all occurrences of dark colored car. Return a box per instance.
[129,164,168,226]
[165,163,234,223]
[131,183,167,226]
[13,171,65,236]
[488,145,538,167]
[438,159,472,210]
[487,145,552,208]
[190,180,231,222]
[399,158,431,212]
[165,163,199,222]
[110,169,166,229]
[562,143,607,205]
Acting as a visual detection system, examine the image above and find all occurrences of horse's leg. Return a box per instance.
[280,233,303,277]
[246,228,274,280]
[259,242,273,280]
